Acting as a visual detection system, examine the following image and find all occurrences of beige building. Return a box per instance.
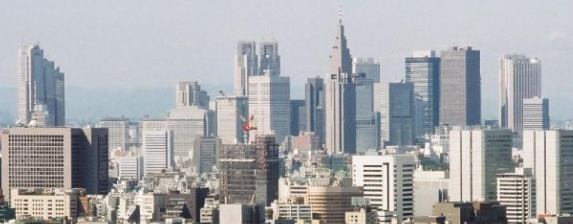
[1,128,109,200]
[10,188,84,221]
[305,185,362,224]
[345,208,377,224]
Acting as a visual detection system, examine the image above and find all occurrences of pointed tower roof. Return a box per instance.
[328,6,352,75]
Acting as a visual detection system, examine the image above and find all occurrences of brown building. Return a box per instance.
[304,185,362,224]
[1,128,108,200]
[432,201,507,224]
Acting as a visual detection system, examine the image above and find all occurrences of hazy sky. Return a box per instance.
[1,0,572,119]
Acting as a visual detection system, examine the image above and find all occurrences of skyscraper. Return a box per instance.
[234,41,258,96]
[523,130,573,216]
[325,73,356,154]
[374,82,416,147]
[448,127,513,202]
[1,128,109,200]
[97,117,130,151]
[176,81,210,109]
[499,54,541,134]
[405,50,440,137]
[352,57,380,83]
[522,97,550,131]
[352,153,416,222]
[248,72,290,143]
[17,44,65,127]
[259,41,280,76]
[216,95,248,144]
[354,74,377,153]
[167,106,211,161]
[496,168,536,223]
[289,99,305,136]
[142,129,174,176]
[193,136,221,174]
[328,17,352,75]
[439,46,481,126]
[304,77,325,144]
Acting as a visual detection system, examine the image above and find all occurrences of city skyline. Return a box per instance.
[1,1,573,121]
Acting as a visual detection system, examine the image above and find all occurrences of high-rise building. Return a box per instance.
[167,105,210,160]
[259,41,280,76]
[354,74,377,153]
[352,57,380,83]
[439,46,481,126]
[325,73,356,154]
[329,16,353,75]
[352,153,416,222]
[405,50,440,137]
[448,127,513,202]
[374,82,416,147]
[97,117,129,151]
[499,54,542,134]
[1,128,109,200]
[413,170,449,217]
[247,72,290,143]
[523,97,550,131]
[17,44,65,127]
[176,81,210,109]
[219,135,279,206]
[523,130,573,216]
[142,129,174,176]
[216,95,248,144]
[289,100,305,136]
[118,155,143,180]
[234,41,258,96]
[304,77,325,144]
[496,168,536,223]
[193,136,220,174]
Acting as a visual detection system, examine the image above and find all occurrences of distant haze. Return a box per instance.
[1,0,572,121]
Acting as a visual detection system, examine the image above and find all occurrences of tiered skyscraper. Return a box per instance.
[17,44,65,127]
[439,46,481,126]
[324,16,356,154]
[305,77,325,144]
[499,54,542,134]
[234,41,258,96]
[405,50,440,137]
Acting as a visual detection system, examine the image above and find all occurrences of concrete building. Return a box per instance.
[448,127,513,202]
[216,95,248,144]
[142,129,174,176]
[1,128,109,200]
[248,72,290,144]
[496,168,536,223]
[118,155,143,180]
[522,97,550,131]
[234,41,258,96]
[352,57,380,83]
[219,204,264,224]
[304,77,325,145]
[290,99,306,136]
[305,185,362,224]
[432,202,507,224]
[193,136,220,174]
[17,44,65,127]
[439,46,481,126]
[325,73,356,154]
[10,188,84,221]
[345,208,378,224]
[259,41,281,76]
[413,170,449,217]
[352,153,416,222]
[523,130,573,216]
[97,117,129,151]
[374,82,416,147]
[270,201,313,222]
[499,54,542,134]
[405,50,441,137]
[328,16,352,75]
[176,81,210,109]
[167,105,211,160]
[354,74,377,153]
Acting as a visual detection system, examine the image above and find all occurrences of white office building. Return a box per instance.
[413,169,449,217]
[167,105,211,161]
[352,153,416,222]
[97,117,130,151]
[216,95,248,144]
[523,130,573,216]
[352,57,380,83]
[449,127,513,202]
[523,97,550,131]
[142,129,174,176]
[497,168,536,223]
[499,54,541,134]
[247,72,290,144]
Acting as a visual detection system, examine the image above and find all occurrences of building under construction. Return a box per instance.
[219,135,280,206]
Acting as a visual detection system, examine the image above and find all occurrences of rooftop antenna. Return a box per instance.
[338,5,343,24]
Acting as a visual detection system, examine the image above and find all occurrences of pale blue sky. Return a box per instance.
[1,0,572,119]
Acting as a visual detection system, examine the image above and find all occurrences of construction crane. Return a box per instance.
[219,90,257,144]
